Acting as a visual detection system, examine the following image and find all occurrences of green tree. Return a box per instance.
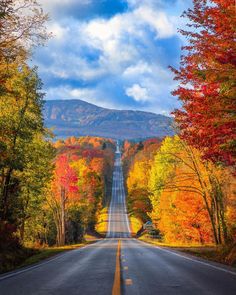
[16,134,55,241]
[0,64,50,222]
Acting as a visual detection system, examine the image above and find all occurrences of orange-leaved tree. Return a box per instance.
[49,154,78,246]
[149,136,232,245]
[171,0,236,168]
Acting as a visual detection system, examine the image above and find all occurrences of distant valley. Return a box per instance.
[43,99,174,140]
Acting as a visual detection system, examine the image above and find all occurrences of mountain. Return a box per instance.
[43,99,174,140]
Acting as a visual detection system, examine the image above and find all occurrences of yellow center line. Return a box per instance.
[112,239,121,295]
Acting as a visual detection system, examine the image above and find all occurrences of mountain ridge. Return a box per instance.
[43,99,174,140]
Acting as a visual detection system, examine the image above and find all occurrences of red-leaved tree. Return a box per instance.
[54,154,78,246]
[171,0,236,169]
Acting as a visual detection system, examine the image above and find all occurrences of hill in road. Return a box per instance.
[43,99,174,140]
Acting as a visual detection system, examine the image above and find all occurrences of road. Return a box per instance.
[106,143,131,239]
[0,144,236,294]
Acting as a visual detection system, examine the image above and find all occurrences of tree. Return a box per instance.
[126,138,160,224]
[171,0,236,169]
[149,136,232,245]
[0,0,49,61]
[0,64,47,221]
[0,1,52,250]
[16,134,55,241]
[51,155,78,246]
[45,137,115,245]
[128,188,152,223]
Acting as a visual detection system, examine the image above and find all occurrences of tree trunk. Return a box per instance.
[1,168,13,220]
[209,208,219,245]
[20,219,25,241]
[60,187,66,246]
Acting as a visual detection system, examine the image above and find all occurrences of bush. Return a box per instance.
[0,222,38,273]
[0,222,21,251]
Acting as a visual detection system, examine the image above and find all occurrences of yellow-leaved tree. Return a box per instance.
[149,136,234,245]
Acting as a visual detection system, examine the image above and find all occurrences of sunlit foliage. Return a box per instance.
[125,137,235,245]
[171,0,236,168]
[46,137,115,246]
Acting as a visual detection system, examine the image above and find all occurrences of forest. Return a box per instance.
[123,138,235,247]
[0,0,235,273]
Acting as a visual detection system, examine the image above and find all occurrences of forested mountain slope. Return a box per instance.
[44,99,174,139]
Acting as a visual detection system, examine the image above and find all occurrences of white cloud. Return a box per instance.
[84,5,176,45]
[135,6,175,38]
[80,6,176,76]
[70,88,95,100]
[46,85,118,109]
[48,22,68,40]
[126,84,149,102]
[123,61,152,77]
[83,14,139,69]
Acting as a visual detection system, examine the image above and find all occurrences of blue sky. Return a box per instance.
[35,0,192,115]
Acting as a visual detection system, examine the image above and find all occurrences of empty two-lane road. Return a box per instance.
[0,144,236,295]
[107,143,131,239]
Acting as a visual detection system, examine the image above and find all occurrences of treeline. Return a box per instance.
[124,0,236,248]
[45,136,115,246]
[0,0,53,250]
[124,138,235,245]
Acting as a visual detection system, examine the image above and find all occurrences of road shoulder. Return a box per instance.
[0,240,98,279]
[137,237,236,275]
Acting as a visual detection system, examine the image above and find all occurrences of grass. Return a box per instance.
[180,245,236,267]
[0,241,94,275]
[19,243,90,268]
[95,207,108,236]
[139,235,236,267]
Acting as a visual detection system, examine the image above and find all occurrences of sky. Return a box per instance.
[35,0,193,115]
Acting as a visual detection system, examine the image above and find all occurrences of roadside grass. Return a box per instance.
[0,242,93,275]
[129,215,143,236]
[139,235,236,267]
[95,207,108,236]
[139,234,215,247]
[19,243,90,268]
[84,233,101,241]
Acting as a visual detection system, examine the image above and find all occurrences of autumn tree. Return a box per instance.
[171,0,236,168]
[126,139,160,223]
[0,1,53,254]
[48,137,115,243]
[17,134,55,241]
[149,136,233,245]
[49,155,78,246]
[0,65,50,221]
[0,0,49,61]
[0,0,51,226]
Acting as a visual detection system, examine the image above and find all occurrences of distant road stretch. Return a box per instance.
[0,144,236,294]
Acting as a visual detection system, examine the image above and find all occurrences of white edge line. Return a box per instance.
[0,240,103,282]
[137,239,236,277]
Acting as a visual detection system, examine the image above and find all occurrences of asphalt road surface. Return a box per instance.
[0,144,236,295]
